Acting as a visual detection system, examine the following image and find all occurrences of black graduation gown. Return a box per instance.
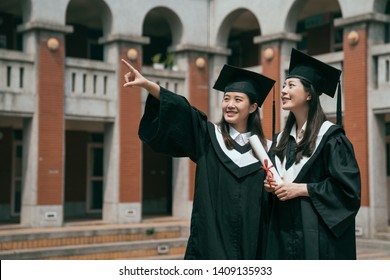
[138,87,268,260]
[265,123,361,259]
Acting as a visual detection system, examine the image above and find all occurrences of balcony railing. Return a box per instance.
[372,44,390,90]
[64,57,117,120]
[142,66,186,95]
[141,66,186,108]
[4,46,389,119]
[0,49,35,115]
[370,44,390,113]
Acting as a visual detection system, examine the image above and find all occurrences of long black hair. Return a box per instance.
[273,79,327,164]
[218,94,267,150]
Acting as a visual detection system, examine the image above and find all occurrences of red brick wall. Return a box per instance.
[37,35,65,205]
[119,47,142,202]
[188,54,209,200]
[343,28,369,206]
[261,46,281,139]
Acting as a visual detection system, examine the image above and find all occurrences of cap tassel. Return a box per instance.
[272,86,276,138]
[336,80,342,126]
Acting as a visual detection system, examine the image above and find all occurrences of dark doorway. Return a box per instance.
[64,131,104,222]
[142,144,172,216]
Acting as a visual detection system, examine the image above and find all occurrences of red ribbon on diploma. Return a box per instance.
[260,159,274,181]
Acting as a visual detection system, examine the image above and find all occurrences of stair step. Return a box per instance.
[136,254,184,260]
[357,237,390,250]
[0,221,189,251]
[374,231,390,241]
[0,238,188,260]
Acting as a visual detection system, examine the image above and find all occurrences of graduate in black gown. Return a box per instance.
[121,59,275,259]
[264,49,361,259]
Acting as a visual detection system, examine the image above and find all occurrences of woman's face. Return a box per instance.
[281,78,311,113]
[222,92,257,132]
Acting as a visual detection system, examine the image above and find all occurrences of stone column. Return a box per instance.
[335,13,390,237]
[100,34,149,224]
[166,44,229,219]
[18,22,72,227]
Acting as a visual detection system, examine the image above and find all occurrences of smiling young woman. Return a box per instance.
[222,91,258,133]
[264,48,361,260]
[122,60,276,260]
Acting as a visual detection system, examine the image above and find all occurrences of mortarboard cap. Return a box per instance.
[287,48,341,98]
[213,64,275,107]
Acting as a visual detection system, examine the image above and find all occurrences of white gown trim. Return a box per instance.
[275,121,334,183]
[214,124,272,168]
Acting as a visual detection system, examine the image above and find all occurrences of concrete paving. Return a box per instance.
[357,238,390,260]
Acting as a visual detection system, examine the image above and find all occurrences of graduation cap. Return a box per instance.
[213,64,275,107]
[286,48,343,125]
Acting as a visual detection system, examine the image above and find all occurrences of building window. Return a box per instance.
[0,12,23,51]
[296,12,342,55]
[385,3,390,43]
[386,122,390,176]
[0,35,7,49]
[11,130,23,216]
[332,27,343,52]
[88,39,103,61]
[86,143,103,213]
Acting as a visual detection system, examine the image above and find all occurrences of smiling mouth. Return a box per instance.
[226,111,237,114]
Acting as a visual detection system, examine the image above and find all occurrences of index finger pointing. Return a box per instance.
[121,59,134,70]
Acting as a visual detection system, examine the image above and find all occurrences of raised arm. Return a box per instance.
[121,59,161,99]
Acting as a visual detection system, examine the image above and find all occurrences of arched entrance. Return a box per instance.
[142,7,182,68]
[0,0,25,226]
[65,0,112,61]
[217,9,261,68]
[286,0,342,55]
[64,121,106,222]
[142,144,172,216]
[0,117,24,225]
[63,0,112,223]
[141,7,183,217]
[385,114,390,226]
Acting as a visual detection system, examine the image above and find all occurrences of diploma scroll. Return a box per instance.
[249,135,283,184]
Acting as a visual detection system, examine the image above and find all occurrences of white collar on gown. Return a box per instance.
[275,120,334,183]
[214,124,272,168]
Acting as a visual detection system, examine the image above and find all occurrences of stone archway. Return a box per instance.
[216,8,261,68]
[285,0,342,55]
[65,0,112,60]
[142,7,183,67]
[0,0,24,51]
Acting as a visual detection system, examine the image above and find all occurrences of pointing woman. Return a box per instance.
[122,59,275,259]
